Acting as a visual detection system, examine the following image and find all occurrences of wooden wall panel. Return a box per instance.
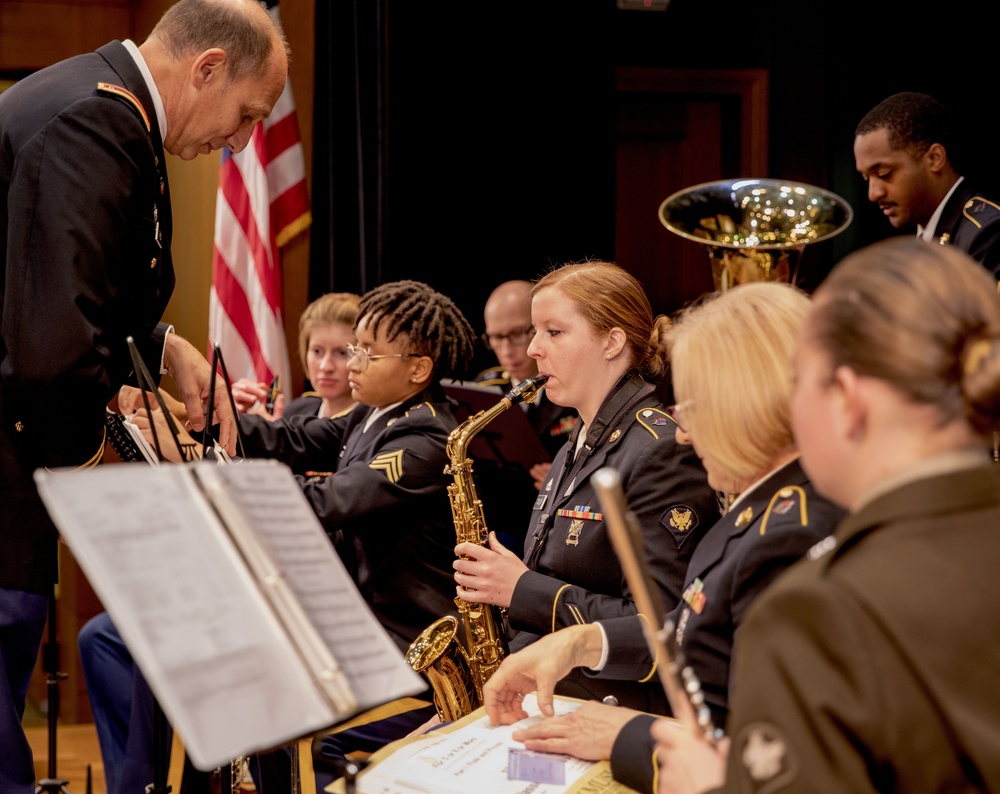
[0,1,131,72]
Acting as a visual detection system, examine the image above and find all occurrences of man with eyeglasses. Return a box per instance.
[478,280,578,463]
[467,281,580,549]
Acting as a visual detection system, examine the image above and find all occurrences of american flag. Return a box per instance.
[208,0,310,394]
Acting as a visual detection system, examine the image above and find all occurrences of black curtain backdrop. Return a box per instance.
[311,0,1000,374]
[310,0,387,299]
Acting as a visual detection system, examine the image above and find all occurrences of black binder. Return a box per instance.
[443,381,552,470]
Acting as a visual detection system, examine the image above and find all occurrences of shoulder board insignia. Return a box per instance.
[96,82,150,132]
[760,485,807,535]
[328,404,356,420]
[963,196,1000,230]
[369,449,404,483]
[636,407,671,438]
[403,401,436,418]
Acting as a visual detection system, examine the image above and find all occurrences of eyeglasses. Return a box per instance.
[482,326,535,350]
[666,400,694,433]
[345,343,422,372]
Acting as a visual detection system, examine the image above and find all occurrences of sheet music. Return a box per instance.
[34,464,339,770]
[343,696,603,794]
[194,461,426,710]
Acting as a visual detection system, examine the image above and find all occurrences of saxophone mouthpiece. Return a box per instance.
[507,375,549,405]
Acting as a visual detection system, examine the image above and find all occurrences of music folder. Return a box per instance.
[34,460,426,771]
[443,380,551,470]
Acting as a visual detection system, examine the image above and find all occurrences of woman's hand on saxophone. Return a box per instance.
[453,531,528,608]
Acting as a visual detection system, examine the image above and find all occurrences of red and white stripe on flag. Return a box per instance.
[208,1,310,393]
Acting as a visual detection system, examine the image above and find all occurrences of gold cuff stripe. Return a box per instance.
[567,604,586,626]
[45,426,106,473]
[636,612,659,683]
[552,584,573,633]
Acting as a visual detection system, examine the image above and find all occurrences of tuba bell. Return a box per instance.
[658,178,853,291]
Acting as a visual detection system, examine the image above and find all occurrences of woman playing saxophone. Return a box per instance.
[453,260,720,712]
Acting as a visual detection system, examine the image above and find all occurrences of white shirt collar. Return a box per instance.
[918,175,963,242]
[121,39,167,144]
[363,401,404,433]
[726,456,800,513]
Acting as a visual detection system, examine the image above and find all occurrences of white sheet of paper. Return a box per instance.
[194,461,426,709]
[35,463,337,770]
[350,695,594,794]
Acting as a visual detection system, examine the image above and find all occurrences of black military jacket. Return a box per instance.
[506,371,718,706]
[0,41,172,591]
[934,181,1000,277]
[602,459,844,794]
[240,385,459,651]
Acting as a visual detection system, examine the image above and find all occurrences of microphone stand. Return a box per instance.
[34,585,72,794]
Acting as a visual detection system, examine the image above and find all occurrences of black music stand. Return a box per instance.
[34,586,72,794]
[126,336,191,794]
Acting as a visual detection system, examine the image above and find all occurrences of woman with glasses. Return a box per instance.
[453,260,720,713]
[230,292,361,420]
[478,281,844,794]
[652,238,1000,793]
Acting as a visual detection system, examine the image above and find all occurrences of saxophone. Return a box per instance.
[405,375,548,720]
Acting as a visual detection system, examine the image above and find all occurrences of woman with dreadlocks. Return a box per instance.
[78,280,477,793]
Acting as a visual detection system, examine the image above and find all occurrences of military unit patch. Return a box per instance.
[735,722,798,792]
[662,504,698,545]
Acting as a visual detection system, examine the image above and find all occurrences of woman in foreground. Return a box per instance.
[654,237,1000,791]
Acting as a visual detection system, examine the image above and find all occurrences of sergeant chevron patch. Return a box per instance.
[369,449,404,482]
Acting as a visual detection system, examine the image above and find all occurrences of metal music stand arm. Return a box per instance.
[126,336,191,463]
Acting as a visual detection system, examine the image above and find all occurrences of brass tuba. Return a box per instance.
[405,375,549,721]
[658,178,853,291]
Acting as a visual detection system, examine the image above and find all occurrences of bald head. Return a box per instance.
[142,0,288,160]
[484,280,537,382]
[147,0,289,81]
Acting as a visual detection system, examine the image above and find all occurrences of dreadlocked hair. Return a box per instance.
[357,280,475,381]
